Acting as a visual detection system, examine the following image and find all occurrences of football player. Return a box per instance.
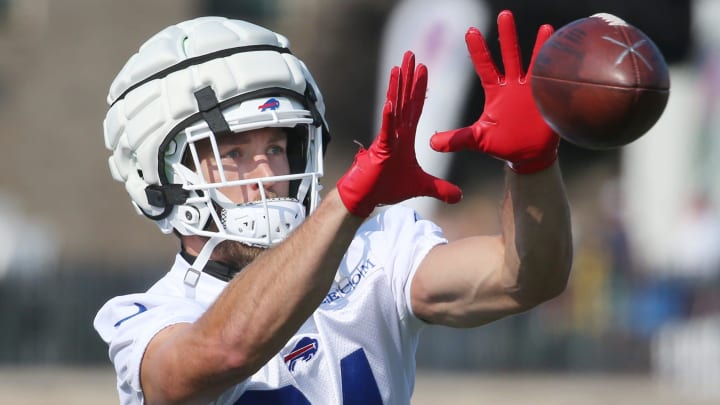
[95,10,572,404]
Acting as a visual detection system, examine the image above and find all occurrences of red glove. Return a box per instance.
[337,51,462,217]
[430,10,559,174]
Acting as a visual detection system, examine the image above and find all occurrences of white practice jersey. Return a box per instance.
[94,205,447,404]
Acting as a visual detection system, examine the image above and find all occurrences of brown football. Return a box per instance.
[531,13,670,150]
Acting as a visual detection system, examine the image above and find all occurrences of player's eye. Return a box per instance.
[221,149,242,160]
[267,145,286,156]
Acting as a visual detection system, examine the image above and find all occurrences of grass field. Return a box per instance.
[1,366,716,404]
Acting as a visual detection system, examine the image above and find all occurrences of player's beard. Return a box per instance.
[206,189,282,269]
[213,239,267,270]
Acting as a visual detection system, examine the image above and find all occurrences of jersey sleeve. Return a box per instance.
[93,292,207,403]
[376,205,447,329]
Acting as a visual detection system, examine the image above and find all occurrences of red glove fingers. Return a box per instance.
[337,51,462,217]
[430,10,559,174]
[497,10,522,82]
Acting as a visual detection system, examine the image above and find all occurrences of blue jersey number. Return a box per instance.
[340,348,383,404]
[236,348,382,404]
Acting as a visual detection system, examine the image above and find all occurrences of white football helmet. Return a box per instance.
[103,17,329,248]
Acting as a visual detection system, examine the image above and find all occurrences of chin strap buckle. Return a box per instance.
[182,237,223,299]
[184,268,202,288]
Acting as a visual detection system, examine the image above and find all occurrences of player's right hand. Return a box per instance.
[337,51,462,217]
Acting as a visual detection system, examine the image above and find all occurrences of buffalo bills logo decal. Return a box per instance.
[284,337,319,372]
[258,98,281,111]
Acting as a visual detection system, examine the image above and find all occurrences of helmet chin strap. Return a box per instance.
[183,236,223,298]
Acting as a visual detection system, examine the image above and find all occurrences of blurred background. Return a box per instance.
[0,0,718,403]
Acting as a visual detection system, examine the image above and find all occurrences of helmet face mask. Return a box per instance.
[103,17,329,248]
[163,96,324,247]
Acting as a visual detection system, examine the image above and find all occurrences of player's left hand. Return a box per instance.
[430,10,559,174]
[337,51,462,217]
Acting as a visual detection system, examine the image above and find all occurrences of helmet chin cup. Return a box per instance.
[220,199,306,247]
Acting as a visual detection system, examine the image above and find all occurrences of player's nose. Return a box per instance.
[246,158,278,192]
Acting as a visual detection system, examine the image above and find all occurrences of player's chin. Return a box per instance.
[215,239,267,268]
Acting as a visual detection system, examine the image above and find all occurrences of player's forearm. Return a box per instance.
[175,189,361,398]
[212,189,359,354]
[210,189,357,351]
[500,161,573,306]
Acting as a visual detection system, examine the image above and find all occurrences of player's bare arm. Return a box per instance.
[141,189,362,404]
[412,164,571,327]
[411,11,573,327]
